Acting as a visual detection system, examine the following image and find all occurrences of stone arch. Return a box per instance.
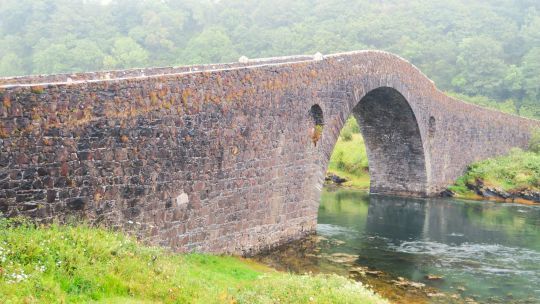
[309,104,324,126]
[325,86,428,197]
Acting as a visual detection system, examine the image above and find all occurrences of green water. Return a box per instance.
[262,189,540,303]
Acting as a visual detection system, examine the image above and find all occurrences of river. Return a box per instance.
[256,188,540,304]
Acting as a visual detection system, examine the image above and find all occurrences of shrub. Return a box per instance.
[449,148,540,193]
[341,129,353,141]
[344,117,360,133]
[311,124,323,146]
[529,128,540,154]
[335,151,346,171]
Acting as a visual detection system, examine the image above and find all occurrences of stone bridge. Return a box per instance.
[1,51,538,255]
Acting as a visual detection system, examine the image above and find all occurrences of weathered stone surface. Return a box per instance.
[0,51,539,255]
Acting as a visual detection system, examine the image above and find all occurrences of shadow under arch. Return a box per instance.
[350,86,428,196]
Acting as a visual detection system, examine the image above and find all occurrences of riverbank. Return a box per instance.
[446,148,540,204]
[258,189,540,304]
[257,234,466,304]
[0,217,387,304]
[327,125,370,190]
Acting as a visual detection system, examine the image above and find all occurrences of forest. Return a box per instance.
[0,0,539,119]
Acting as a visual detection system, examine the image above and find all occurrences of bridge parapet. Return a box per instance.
[0,54,317,87]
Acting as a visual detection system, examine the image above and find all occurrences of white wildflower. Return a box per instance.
[7,270,29,283]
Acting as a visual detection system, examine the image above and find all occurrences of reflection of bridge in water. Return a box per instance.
[365,195,537,248]
[317,191,540,302]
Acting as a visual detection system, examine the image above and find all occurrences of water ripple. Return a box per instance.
[317,224,356,237]
[391,241,540,277]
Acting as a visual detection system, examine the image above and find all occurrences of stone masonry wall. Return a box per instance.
[1,51,539,255]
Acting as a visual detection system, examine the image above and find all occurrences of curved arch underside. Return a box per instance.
[353,87,428,196]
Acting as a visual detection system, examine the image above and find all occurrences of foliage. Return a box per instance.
[328,117,370,189]
[449,148,540,194]
[452,36,509,97]
[104,37,149,69]
[343,116,360,134]
[311,124,323,146]
[333,151,346,171]
[0,218,387,304]
[0,0,538,119]
[341,129,353,141]
[339,117,358,142]
[446,91,519,115]
[530,128,540,153]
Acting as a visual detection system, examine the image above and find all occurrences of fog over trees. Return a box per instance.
[0,0,539,118]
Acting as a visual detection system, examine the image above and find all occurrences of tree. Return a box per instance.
[0,0,538,119]
[452,36,509,98]
[33,44,72,75]
[521,9,540,50]
[180,28,238,64]
[0,53,26,76]
[32,39,105,74]
[104,37,149,69]
[521,47,540,102]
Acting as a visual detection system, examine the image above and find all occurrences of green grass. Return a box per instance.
[327,118,370,189]
[449,148,540,196]
[0,218,387,304]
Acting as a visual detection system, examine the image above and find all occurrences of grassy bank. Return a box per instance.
[0,218,387,304]
[327,118,370,189]
[448,148,540,199]
[448,129,540,200]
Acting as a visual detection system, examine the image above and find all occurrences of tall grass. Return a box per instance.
[0,218,387,304]
[449,148,540,195]
[327,117,370,189]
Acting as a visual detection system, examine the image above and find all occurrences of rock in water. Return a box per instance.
[440,189,454,197]
[425,274,444,281]
[331,174,347,185]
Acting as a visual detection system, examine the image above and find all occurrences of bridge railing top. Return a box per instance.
[1,50,538,126]
[0,50,410,88]
[0,54,322,88]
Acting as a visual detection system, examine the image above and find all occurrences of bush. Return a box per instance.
[341,129,353,141]
[449,148,540,193]
[335,151,346,171]
[529,129,540,154]
[344,117,360,133]
[311,124,323,146]
[339,117,360,141]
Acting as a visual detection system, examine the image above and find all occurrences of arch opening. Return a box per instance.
[309,104,325,146]
[309,104,324,126]
[325,87,428,197]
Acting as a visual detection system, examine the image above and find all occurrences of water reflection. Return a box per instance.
[363,194,540,302]
[365,194,540,249]
[260,189,540,304]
